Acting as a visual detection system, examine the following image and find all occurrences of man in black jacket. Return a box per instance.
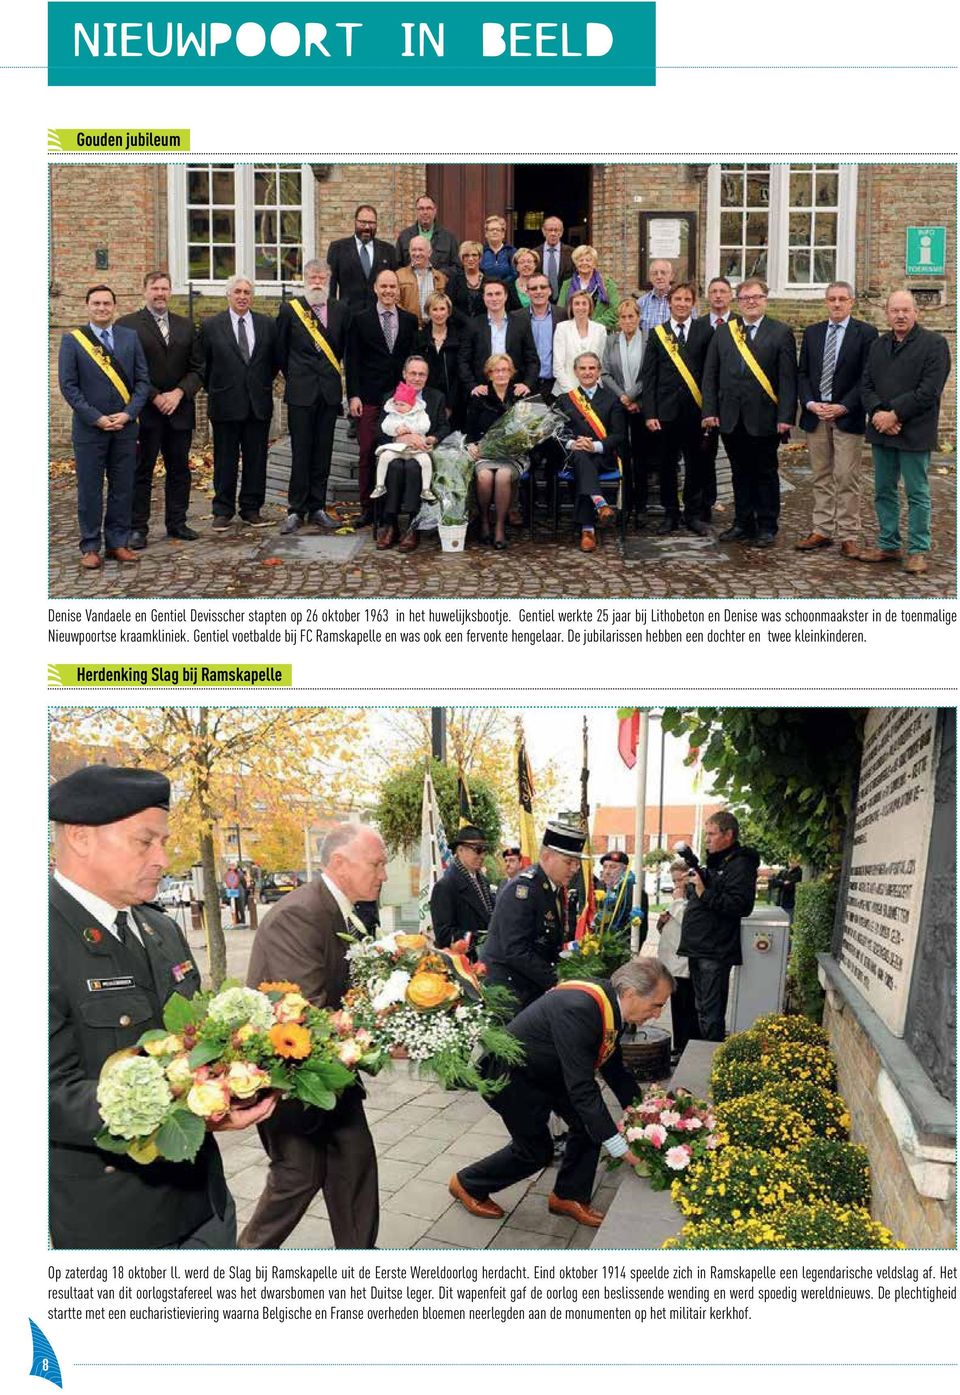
[858,289,952,577]
[642,281,712,535]
[200,276,278,529]
[701,277,797,547]
[49,766,274,1249]
[118,270,204,547]
[327,205,398,312]
[276,259,350,534]
[555,352,627,553]
[374,354,449,552]
[677,811,760,1042]
[449,959,673,1228]
[430,824,496,959]
[459,280,540,396]
[795,282,878,559]
[396,194,459,275]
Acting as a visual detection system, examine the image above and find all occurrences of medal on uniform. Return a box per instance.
[82,926,103,945]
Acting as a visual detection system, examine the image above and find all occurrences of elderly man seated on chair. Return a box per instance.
[555,352,627,553]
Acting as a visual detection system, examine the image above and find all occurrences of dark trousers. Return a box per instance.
[722,423,781,535]
[623,411,648,513]
[701,428,720,516]
[356,403,381,505]
[163,1192,237,1249]
[381,457,422,527]
[287,400,339,517]
[458,1071,600,1203]
[239,1091,378,1249]
[572,449,612,526]
[670,977,700,1056]
[132,417,193,534]
[689,957,732,1042]
[212,415,270,519]
[660,417,711,522]
[73,424,137,553]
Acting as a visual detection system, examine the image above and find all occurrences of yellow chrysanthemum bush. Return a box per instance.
[672,1138,871,1223]
[664,1202,903,1251]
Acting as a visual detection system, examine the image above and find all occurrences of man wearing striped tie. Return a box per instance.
[795,282,878,558]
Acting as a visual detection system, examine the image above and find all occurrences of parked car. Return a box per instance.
[259,871,302,904]
[158,876,192,907]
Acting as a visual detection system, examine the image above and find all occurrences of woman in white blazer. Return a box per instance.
[552,291,608,395]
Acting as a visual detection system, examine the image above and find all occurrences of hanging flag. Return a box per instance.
[417,767,450,937]
[457,767,473,827]
[617,708,641,769]
[516,722,537,867]
[574,716,596,940]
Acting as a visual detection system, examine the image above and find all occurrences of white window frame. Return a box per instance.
[705,163,857,299]
[168,163,315,296]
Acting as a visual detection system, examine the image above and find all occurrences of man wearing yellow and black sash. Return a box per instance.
[642,280,713,537]
[449,959,673,1229]
[57,284,152,570]
[554,352,627,554]
[276,260,352,534]
[701,277,798,549]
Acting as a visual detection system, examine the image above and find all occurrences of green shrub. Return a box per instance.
[711,1038,838,1102]
[760,1080,850,1139]
[664,1201,902,1250]
[794,1137,871,1208]
[787,879,839,1020]
[752,1012,830,1047]
[714,1092,813,1154]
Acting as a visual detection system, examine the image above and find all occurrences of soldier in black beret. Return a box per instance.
[480,821,587,1010]
[429,824,495,960]
[449,958,674,1227]
[49,765,274,1248]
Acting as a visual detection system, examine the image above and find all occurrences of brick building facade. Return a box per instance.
[50,161,956,447]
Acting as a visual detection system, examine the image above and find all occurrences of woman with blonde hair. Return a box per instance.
[552,291,608,394]
[512,246,541,307]
[465,353,526,549]
[558,244,620,331]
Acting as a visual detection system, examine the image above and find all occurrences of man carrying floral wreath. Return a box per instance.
[48,766,274,1249]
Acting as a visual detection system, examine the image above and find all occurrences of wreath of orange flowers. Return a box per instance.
[269,1022,312,1059]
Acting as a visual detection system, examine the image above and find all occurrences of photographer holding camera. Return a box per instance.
[675,812,760,1041]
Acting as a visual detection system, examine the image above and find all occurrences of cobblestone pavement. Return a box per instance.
[50,455,956,601]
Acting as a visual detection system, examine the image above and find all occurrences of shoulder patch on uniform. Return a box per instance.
[515,885,529,899]
[520,867,536,879]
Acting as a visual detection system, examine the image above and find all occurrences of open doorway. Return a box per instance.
[512,164,591,248]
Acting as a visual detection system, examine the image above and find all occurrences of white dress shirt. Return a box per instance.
[229,306,255,353]
[53,869,144,945]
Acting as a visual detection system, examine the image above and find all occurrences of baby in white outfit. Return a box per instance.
[370,381,436,501]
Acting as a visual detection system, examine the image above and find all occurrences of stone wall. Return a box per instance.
[823,992,955,1248]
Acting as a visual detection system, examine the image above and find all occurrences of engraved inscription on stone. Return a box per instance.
[838,708,938,1036]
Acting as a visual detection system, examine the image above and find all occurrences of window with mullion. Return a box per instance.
[786,163,839,287]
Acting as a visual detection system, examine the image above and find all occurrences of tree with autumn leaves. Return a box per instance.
[49,706,370,986]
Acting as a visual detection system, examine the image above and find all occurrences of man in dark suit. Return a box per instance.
[642,281,712,535]
[512,272,562,398]
[49,766,273,1249]
[117,270,204,548]
[276,259,350,534]
[240,824,386,1249]
[701,277,798,547]
[200,276,278,530]
[345,267,418,518]
[450,960,673,1228]
[327,204,398,313]
[375,354,449,552]
[58,284,152,568]
[538,215,575,302]
[554,352,627,552]
[459,280,540,396]
[859,289,952,576]
[430,825,496,960]
[396,193,459,275]
[686,276,738,522]
[795,281,879,558]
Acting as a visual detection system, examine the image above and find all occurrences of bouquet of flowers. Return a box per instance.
[611,1086,720,1190]
[415,432,473,527]
[345,932,524,1094]
[557,926,631,981]
[94,980,388,1165]
[476,398,565,460]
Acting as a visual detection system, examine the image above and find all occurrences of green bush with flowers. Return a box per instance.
[672,1138,871,1223]
[759,1079,850,1139]
[751,1012,830,1048]
[712,1090,813,1153]
[664,1200,902,1250]
[711,1036,837,1103]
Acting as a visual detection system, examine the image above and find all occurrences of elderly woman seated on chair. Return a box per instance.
[465,352,528,551]
[554,352,628,554]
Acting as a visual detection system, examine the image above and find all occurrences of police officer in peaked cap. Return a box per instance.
[480,821,586,1010]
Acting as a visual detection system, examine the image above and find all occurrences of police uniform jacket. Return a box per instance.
[49,877,227,1248]
[480,862,568,1006]
[676,843,760,966]
[58,325,152,443]
[429,859,495,952]
[701,317,798,436]
[504,979,638,1144]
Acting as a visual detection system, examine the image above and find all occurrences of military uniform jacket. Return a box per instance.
[480,862,568,1006]
[506,979,638,1144]
[49,878,226,1248]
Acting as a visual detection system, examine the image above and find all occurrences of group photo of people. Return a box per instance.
[48,161,956,598]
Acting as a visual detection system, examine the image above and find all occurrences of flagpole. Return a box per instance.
[631,713,650,954]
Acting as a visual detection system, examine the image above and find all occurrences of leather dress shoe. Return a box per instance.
[839,540,861,559]
[309,509,338,529]
[357,508,375,528]
[656,516,680,535]
[596,504,616,528]
[751,532,776,549]
[685,518,710,536]
[547,1193,605,1228]
[241,511,271,528]
[398,527,420,553]
[795,532,832,551]
[167,524,199,541]
[904,553,929,574]
[128,529,147,550]
[105,546,140,563]
[376,524,397,550]
[280,513,302,535]
[580,529,597,553]
[212,516,231,532]
[80,551,102,570]
[858,547,902,563]
[719,525,752,542]
[448,1174,504,1219]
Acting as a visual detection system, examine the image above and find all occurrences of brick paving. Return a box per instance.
[49,453,956,600]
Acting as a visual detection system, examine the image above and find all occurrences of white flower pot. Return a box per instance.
[438,523,468,553]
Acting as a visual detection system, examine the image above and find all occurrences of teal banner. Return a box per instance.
[48,3,656,86]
